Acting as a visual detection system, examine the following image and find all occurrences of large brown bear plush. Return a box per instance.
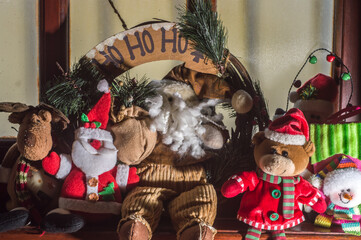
[115,65,253,240]
[222,108,327,240]
[0,102,69,232]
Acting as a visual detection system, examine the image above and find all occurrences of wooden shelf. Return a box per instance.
[0,219,359,240]
[1,139,359,240]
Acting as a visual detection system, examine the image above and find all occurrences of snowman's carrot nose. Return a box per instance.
[343,193,353,200]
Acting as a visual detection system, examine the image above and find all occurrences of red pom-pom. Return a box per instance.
[42,151,61,175]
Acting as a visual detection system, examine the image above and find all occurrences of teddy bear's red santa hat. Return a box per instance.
[265,108,309,145]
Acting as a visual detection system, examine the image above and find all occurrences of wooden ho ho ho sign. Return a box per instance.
[86,22,218,77]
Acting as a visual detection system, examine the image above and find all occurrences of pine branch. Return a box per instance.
[177,0,228,74]
[45,57,105,122]
[111,72,156,111]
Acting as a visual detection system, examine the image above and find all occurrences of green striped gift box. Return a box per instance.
[310,123,361,164]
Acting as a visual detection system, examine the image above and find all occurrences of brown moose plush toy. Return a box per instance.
[222,108,327,240]
[0,102,70,232]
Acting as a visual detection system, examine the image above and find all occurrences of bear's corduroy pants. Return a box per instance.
[119,162,217,237]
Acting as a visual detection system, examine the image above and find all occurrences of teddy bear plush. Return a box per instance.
[41,80,139,233]
[311,155,361,236]
[114,65,252,240]
[221,108,327,240]
[0,102,69,232]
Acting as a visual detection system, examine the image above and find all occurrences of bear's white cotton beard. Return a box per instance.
[146,92,220,159]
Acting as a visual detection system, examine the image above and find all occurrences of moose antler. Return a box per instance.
[0,102,30,113]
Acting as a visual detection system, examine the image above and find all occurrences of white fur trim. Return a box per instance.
[238,215,305,230]
[303,205,312,213]
[289,91,299,103]
[58,197,122,214]
[55,154,72,179]
[0,165,11,183]
[300,169,313,179]
[10,207,28,212]
[308,174,323,189]
[97,79,109,93]
[75,127,113,142]
[265,128,306,145]
[116,164,129,192]
[86,175,99,196]
[294,99,334,115]
[46,208,71,215]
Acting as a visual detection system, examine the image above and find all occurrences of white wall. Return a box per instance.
[0,0,334,137]
[218,0,334,118]
[0,0,39,137]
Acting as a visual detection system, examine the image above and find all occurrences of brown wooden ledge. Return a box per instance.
[1,139,360,240]
[0,219,360,240]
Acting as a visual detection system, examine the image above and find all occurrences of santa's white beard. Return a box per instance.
[71,130,118,176]
[146,92,222,159]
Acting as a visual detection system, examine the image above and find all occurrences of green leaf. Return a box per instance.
[81,113,89,123]
[94,121,102,128]
[99,182,115,201]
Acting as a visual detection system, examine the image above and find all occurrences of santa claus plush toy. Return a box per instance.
[289,73,338,123]
[41,80,139,233]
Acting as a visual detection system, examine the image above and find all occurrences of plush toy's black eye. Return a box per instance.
[282,151,288,157]
[168,97,173,102]
[341,189,345,192]
[347,188,351,192]
[271,148,277,154]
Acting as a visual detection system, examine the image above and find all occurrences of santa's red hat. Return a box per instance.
[290,74,338,115]
[82,79,111,130]
[265,108,309,145]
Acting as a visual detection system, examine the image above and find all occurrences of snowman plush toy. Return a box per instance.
[312,156,361,236]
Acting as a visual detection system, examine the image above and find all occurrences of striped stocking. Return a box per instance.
[271,230,286,240]
[245,227,261,240]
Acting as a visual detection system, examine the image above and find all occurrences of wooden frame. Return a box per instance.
[39,0,69,98]
[333,0,361,117]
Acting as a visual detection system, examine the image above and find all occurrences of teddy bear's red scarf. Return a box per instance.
[258,170,300,219]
